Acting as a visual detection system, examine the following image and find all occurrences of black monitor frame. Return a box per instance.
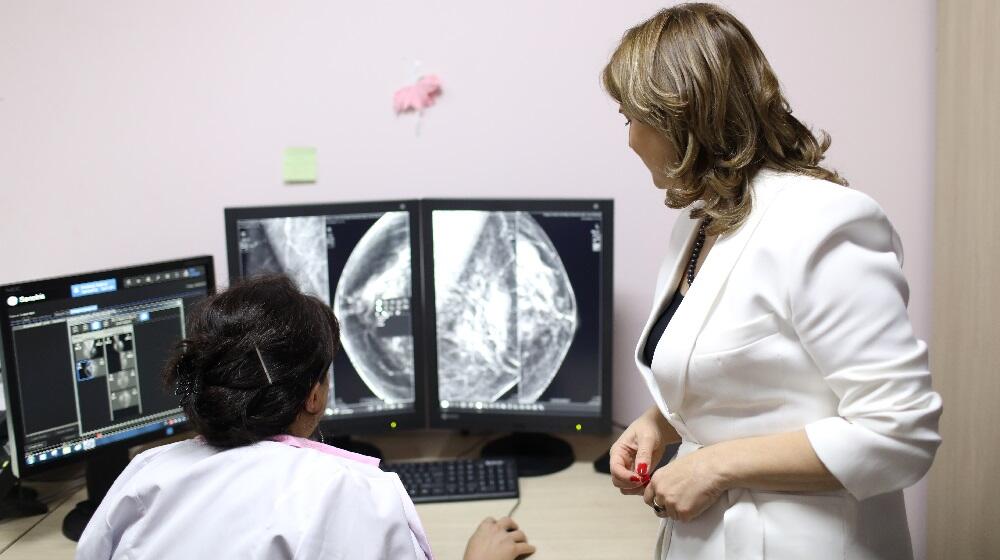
[224,200,428,435]
[420,198,613,435]
[0,255,215,478]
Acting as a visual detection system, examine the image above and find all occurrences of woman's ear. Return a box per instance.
[303,379,327,416]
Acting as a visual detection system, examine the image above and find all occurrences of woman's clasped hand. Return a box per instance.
[609,405,730,522]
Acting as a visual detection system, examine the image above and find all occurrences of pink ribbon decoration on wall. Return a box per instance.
[393,75,443,114]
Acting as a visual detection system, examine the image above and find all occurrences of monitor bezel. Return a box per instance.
[224,200,428,435]
[420,198,613,435]
[0,255,215,477]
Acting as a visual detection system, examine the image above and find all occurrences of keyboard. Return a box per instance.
[382,457,519,504]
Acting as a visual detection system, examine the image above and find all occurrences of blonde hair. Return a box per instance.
[602,2,846,234]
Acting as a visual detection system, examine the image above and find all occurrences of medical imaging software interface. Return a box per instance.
[3,266,207,467]
[237,211,416,419]
[432,209,605,418]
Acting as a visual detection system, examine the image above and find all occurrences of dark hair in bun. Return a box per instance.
[164,274,340,448]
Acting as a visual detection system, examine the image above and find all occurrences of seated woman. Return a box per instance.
[76,274,534,560]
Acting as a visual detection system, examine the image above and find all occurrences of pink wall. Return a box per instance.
[0,1,935,556]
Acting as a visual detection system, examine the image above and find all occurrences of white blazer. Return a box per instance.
[635,169,942,560]
[76,438,432,560]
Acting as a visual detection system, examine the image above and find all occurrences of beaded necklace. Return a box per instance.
[686,217,712,287]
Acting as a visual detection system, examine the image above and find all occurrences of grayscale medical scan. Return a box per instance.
[237,211,416,416]
[432,211,578,404]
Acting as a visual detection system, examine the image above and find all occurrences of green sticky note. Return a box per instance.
[283,147,317,183]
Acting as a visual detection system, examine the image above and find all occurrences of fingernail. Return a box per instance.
[637,463,649,476]
[630,475,641,483]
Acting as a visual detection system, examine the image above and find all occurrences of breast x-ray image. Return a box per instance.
[432,211,579,404]
[238,217,331,305]
[238,212,416,408]
[333,212,414,402]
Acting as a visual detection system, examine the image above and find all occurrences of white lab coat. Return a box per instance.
[637,169,942,560]
[76,437,433,560]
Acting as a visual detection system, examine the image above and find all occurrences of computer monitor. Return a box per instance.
[0,256,214,538]
[421,199,613,475]
[224,201,426,446]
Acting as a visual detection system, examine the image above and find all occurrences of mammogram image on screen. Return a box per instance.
[332,212,414,402]
[433,211,578,403]
[238,217,331,305]
[238,212,415,405]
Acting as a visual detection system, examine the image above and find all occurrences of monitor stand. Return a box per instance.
[62,446,131,542]
[481,432,574,477]
[326,435,383,461]
[0,485,47,520]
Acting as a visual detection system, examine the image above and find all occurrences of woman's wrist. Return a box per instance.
[643,405,673,439]
[642,406,680,443]
[701,441,741,492]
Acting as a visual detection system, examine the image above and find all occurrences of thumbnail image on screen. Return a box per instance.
[432,209,604,416]
[236,211,415,417]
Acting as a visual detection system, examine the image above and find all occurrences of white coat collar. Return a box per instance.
[634,169,789,423]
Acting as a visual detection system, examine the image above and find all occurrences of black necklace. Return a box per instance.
[686,217,712,287]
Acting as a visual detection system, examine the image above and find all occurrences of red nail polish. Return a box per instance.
[637,463,649,476]
[630,475,641,483]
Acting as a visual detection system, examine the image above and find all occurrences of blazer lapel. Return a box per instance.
[634,217,699,363]
[649,172,787,420]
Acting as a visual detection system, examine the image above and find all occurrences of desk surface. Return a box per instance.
[0,431,661,559]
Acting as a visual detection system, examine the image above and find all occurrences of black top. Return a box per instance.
[642,290,684,366]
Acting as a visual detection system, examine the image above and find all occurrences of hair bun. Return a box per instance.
[162,274,340,448]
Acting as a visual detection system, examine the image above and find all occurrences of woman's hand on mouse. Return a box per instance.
[463,516,535,560]
[610,406,679,495]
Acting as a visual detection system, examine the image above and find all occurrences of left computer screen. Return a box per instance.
[225,201,425,432]
[0,256,214,474]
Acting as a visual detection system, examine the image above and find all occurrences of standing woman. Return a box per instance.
[604,4,942,560]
